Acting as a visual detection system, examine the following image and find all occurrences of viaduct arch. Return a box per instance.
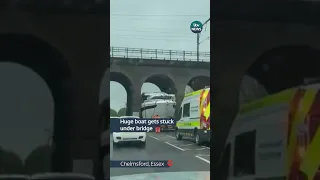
[107,58,210,116]
[0,34,72,171]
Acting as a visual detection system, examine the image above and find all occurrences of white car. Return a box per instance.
[112,116,147,147]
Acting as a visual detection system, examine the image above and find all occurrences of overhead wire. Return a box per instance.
[111,33,195,38]
[111,14,209,17]
[111,29,194,35]
[110,15,210,33]
[111,21,210,37]
[111,33,196,42]
[111,31,202,42]
[110,13,210,48]
[111,36,195,42]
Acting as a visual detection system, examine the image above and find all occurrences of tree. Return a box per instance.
[24,145,52,174]
[100,98,109,114]
[110,108,118,117]
[0,147,24,174]
[117,108,126,116]
[99,98,110,131]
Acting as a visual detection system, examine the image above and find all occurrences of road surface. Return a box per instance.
[110,132,210,177]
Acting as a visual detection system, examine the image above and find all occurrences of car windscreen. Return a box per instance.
[32,178,92,180]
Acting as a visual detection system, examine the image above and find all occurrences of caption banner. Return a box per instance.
[110,160,173,168]
[110,118,176,132]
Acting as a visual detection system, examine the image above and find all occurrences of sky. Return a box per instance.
[109,0,210,111]
[0,63,54,160]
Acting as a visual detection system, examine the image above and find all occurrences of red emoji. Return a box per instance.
[167,160,173,167]
[155,127,161,133]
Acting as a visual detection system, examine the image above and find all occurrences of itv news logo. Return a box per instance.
[190,21,203,33]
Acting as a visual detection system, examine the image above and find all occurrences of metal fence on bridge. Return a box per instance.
[110,47,210,62]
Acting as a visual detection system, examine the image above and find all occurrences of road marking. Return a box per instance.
[196,154,210,157]
[154,135,169,138]
[180,144,194,146]
[149,136,160,140]
[165,135,175,139]
[195,148,207,150]
[165,142,185,151]
[195,155,210,164]
[201,146,210,149]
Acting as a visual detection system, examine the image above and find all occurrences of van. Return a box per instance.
[221,83,320,180]
[175,87,210,145]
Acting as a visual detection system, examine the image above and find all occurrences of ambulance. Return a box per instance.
[220,82,320,180]
[175,87,210,145]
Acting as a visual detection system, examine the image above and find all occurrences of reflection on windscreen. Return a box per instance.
[32,178,91,180]
[0,64,53,175]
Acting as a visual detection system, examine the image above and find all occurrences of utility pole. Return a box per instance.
[197,18,210,62]
[197,33,200,62]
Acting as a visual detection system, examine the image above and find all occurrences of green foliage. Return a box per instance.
[117,108,126,116]
[0,147,24,174]
[24,145,51,174]
[110,108,118,117]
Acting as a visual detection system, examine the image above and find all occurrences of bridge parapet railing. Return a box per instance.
[110,47,210,62]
